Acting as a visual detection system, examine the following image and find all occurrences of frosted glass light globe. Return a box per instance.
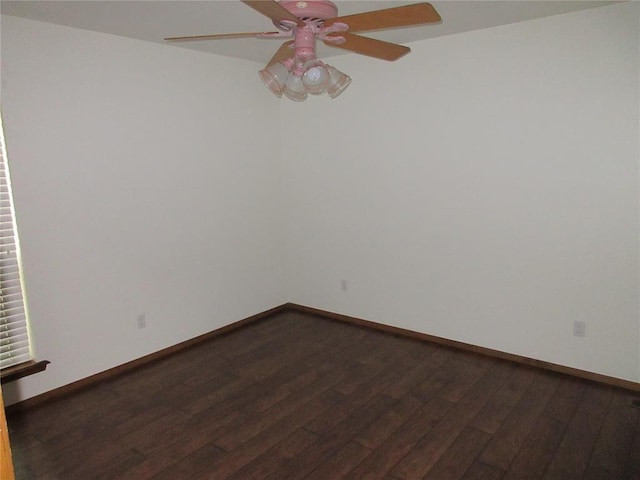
[302,64,330,95]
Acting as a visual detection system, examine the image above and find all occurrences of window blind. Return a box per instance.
[0,117,32,370]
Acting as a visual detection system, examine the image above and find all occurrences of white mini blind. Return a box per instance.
[0,116,32,370]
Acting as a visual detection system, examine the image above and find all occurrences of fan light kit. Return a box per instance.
[165,1,441,101]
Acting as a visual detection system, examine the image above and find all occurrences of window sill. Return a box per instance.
[1,360,50,384]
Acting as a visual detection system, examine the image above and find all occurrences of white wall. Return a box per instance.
[1,16,286,404]
[283,3,640,381]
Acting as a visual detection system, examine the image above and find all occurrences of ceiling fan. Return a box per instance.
[165,1,441,101]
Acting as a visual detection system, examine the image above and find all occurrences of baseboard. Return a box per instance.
[285,303,640,393]
[7,302,639,414]
[5,304,288,414]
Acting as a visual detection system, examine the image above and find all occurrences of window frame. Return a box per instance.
[0,114,48,384]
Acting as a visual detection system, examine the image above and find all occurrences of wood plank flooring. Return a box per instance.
[6,311,640,479]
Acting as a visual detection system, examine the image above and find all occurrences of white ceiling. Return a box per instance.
[0,1,620,64]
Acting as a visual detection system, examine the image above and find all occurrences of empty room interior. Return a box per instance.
[0,0,639,478]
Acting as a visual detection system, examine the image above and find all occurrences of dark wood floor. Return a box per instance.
[6,311,640,479]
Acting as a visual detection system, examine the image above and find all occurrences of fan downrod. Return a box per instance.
[276,1,338,28]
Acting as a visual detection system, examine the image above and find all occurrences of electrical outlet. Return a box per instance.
[573,320,586,337]
[341,279,348,291]
[137,313,146,329]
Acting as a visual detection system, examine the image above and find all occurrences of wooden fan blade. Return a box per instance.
[324,3,441,33]
[323,33,410,61]
[241,0,305,28]
[165,31,278,42]
[267,40,294,67]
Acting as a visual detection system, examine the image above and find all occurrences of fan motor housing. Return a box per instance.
[278,1,338,25]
